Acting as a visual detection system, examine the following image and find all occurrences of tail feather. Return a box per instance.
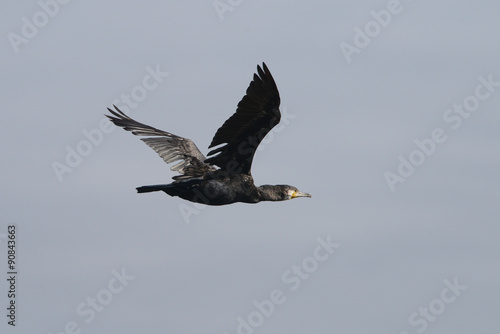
[136,184,170,193]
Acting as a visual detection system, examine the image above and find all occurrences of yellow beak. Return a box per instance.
[292,191,312,199]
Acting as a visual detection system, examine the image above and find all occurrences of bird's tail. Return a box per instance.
[136,184,171,193]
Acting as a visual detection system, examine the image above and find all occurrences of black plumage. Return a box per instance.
[106,63,311,205]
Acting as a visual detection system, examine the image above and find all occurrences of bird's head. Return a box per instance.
[285,186,312,200]
[258,185,312,201]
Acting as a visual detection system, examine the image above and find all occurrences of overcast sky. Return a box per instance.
[1,1,499,333]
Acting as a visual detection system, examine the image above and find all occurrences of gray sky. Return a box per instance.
[1,1,499,333]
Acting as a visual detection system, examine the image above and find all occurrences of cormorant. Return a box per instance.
[106,63,311,205]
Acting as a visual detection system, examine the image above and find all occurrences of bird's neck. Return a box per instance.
[257,185,282,202]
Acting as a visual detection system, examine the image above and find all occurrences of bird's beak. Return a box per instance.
[292,191,312,199]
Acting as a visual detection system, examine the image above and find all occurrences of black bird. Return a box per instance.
[106,63,311,205]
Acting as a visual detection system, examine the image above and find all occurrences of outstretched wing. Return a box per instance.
[106,106,216,180]
[205,62,281,175]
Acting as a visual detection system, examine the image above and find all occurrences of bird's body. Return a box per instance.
[107,63,310,205]
[136,172,303,205]
[137,173,258,205]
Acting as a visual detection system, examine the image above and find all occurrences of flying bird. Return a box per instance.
[106,63,311,205]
